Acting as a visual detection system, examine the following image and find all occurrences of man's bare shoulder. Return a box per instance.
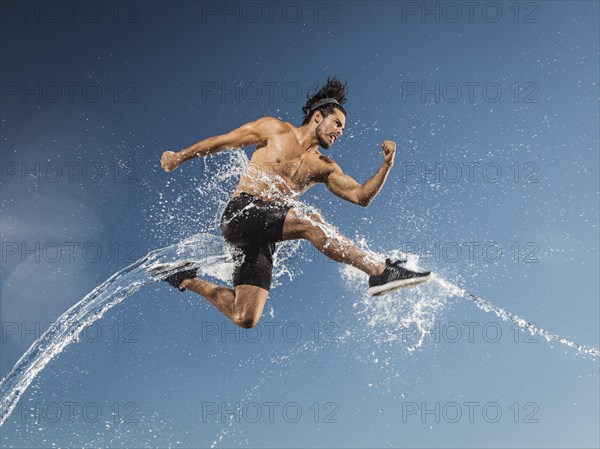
[316,152,341,180]
[253,116,294,135]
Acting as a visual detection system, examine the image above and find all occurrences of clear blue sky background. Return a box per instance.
[1,1,598,447]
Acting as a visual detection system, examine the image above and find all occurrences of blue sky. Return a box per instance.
[1,1,598,447]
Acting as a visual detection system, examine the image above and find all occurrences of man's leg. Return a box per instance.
[281,208,386,276]
[179,278,268,329]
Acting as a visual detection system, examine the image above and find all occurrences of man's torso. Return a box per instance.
[234,119,334,203]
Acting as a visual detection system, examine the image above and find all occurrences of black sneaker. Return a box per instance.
[368,258,432,296]
[148,261,198,292]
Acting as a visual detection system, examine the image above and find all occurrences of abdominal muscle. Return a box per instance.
[233,162,312,205]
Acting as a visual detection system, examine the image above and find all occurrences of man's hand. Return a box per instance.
[382,140,396,166]
[161,150,181,172]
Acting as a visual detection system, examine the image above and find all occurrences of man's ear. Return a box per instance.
[313,110,324,124]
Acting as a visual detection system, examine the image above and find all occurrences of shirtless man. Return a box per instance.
[158,77,431,329]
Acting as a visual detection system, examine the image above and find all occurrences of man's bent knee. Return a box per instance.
[235,315,260,329]
[232,285,268,329]
[233,308,262,328]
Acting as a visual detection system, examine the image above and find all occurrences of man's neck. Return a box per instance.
[296,123,320,152]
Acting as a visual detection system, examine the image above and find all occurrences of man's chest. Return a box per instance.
[273,152,332,185]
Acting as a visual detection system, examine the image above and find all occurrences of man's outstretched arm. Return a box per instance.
[160,116,280,172]
[325,140,396,207]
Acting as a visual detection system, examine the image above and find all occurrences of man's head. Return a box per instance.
[314,107,346,150]
[302,76,348,149]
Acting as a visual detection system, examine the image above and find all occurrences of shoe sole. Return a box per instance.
[368,273,432,297]
[147,261,197,291]
[147,261,196,277]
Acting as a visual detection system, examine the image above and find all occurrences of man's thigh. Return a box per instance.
[230,241,276,290]
[281,207,327,241]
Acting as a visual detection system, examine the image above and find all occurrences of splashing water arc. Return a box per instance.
[0,233,234,428]
[1,231,598,428]
[1,153,598,429]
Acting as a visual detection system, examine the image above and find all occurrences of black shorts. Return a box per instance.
[219,192,292,291]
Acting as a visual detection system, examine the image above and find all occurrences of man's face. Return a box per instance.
[316,108,346,149]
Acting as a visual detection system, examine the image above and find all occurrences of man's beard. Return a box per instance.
[316,123,331,149]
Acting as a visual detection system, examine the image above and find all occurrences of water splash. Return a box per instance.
[462,291,600,358]
[206,251,599,447]
[1,152,597,431]
[2,233,597,431]
[0,231,305,428]
[341,256,599,358]
[341,252,462,351]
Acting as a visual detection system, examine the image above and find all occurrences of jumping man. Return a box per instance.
[158,77,431,329]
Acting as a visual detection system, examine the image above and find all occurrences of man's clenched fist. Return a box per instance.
[382,140,396,166]
[161,150,181,172]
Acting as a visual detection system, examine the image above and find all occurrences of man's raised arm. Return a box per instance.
[325,140,396,207]
[160,116,278,172]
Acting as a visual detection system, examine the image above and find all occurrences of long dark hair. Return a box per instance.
[301,76,348,125]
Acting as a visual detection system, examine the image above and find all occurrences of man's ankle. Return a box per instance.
[180,278,194,289]
[372,261,386,276]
